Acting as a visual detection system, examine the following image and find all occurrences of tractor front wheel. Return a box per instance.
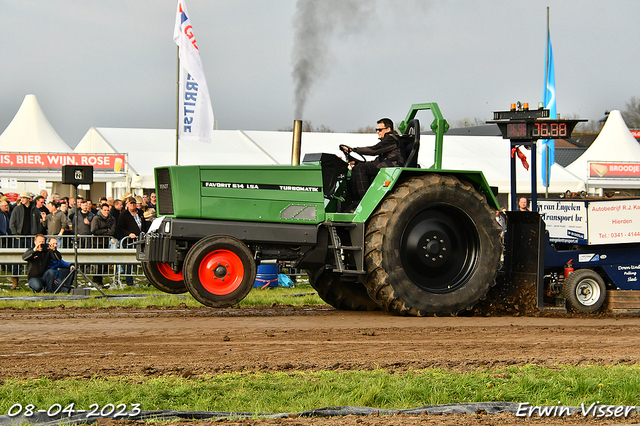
[183,236,256,308]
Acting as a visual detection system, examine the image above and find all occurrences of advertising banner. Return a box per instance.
[587,199,640,244]
[588,161,640,179]
[537,200,587,244]
[0,153,127,172]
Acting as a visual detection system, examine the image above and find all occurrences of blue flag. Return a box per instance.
[541,30,556,188]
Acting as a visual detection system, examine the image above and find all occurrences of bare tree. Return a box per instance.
[622,96,640,129]
[350,125,376,134]
[451,117,485,127]
[562,113,601,134]
[350,121,426,134]
[279,121,334,133]
[573,120,601,134]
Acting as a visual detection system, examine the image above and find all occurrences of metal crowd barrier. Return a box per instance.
[0,234,143,287]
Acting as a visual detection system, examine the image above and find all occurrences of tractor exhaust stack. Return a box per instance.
[291,120,302,166]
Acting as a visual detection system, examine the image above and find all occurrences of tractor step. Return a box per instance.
[327,224,363,274]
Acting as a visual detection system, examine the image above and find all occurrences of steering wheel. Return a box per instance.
[339,144,367,164]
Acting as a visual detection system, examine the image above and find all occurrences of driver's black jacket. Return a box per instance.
[353,131,405,167]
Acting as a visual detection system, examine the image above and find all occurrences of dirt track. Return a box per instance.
[2,305,640,379]
[2,305,640,425]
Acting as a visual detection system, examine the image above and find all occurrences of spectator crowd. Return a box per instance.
[0,190,158,291]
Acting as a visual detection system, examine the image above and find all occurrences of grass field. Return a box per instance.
[0,278,324,309]
[1,366,639,414]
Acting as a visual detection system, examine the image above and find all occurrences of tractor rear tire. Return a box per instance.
[183,236,256,308]
[561,269,606,313]
[307,269,381,311]
[364,174,502,316]
[142,261,187,294]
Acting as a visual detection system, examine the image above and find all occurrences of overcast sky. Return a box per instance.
[2,0,639,147]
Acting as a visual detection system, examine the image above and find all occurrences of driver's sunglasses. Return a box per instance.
[375,127,388,132]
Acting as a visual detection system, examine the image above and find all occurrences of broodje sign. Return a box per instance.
[589,161,640,179]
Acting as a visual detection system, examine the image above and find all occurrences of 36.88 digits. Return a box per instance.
[533,122,567,138]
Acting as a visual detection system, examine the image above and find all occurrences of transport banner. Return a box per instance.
[537,200,587,244]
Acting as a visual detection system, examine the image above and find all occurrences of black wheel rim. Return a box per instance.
[400,204,479,293]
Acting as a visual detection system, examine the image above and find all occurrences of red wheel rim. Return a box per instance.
[198,249,245,295]
[156,262,184,281]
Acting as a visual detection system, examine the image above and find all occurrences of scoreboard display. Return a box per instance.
[505,120,575,140]
[488,105,585,141]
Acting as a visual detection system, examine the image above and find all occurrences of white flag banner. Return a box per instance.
[173,0,214,143]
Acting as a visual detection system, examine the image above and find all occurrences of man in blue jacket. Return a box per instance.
[22,234,74,293]
[46,238,74,292]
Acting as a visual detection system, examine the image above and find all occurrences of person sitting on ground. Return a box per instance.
[22,234,74,293]
[46,238,74,292]
[340,118,405,210]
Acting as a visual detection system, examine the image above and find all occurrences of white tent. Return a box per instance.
[75,128,289,189]
[0,94,73,152]
[75,128,375,188]
[0,94,75,195]
[246,131,584,195]
[76,127,584,198]
[566,110,640,189]
[418,134,585,194]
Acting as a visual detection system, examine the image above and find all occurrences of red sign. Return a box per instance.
[631,130,640,138]
[0,153,126,172]
[589,161,640,178]
[3,192,19,203]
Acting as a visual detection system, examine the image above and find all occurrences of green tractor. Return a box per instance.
[137,103,503,316]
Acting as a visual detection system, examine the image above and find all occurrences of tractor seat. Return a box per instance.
[403,119,420,168]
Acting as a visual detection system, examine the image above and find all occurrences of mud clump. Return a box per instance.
[474,273,538,317]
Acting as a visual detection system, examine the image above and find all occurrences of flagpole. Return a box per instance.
[175,46,180,166]
[544,8,549,91]
[544,7,550,198]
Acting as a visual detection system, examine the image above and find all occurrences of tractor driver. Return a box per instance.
[340,118,405,211]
